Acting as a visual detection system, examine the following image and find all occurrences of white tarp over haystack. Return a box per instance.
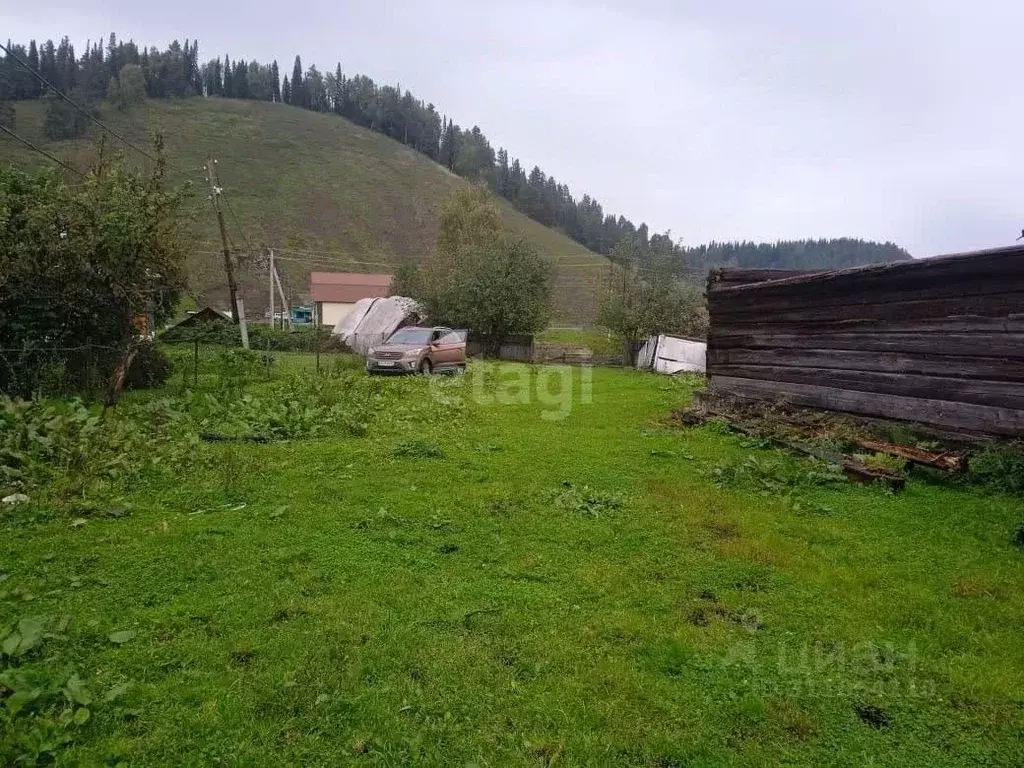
[636,335,706,374]
[332,296,425,356]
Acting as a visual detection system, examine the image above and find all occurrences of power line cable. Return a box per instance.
[0,123,86,177]
[220,190,260,259]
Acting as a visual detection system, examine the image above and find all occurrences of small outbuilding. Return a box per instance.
[170,307,233,329]
[310,272,393,327]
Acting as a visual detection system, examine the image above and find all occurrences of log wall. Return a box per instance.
[705,246,1024,437]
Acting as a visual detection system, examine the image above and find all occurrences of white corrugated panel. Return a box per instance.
[637,335,706,374]
[337,297,426,356]
[332,297,378,342]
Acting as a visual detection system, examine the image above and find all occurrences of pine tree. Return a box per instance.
[439,119,459,172]
[26,40,40,98]
[333,63,343,113]
[106,33,119,81]
[223,55,233,98]
[234,59,248,99]
[282,74,291,104]
[40,39,56,86]
[290,55,303,106]
[270,60,280,102]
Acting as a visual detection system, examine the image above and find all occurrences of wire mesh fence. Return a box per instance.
[0,339,368,401]
[0,342,131,401]
[0,327,638,402]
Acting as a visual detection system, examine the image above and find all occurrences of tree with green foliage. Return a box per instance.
[290,55,304,107]
[0,137,191,403]
[107,63,146,110]
[42,90,93,139]
[26,40,41,98]
[0,31,915,272]
[394,186,553,348]
[270,60,280,101]
[598,236,707,360]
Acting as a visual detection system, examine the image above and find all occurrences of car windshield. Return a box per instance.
[387,328,433,345]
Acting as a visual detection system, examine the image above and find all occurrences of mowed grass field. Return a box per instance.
[1,99,610,324]
[2,359,1024,765]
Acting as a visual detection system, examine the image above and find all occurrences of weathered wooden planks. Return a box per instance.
[705,246,1024,436]
[711,291,1024,327]
[709,276,1024,316]
[710,365,1024,410]
[709,376,1024,436]
[709,268,826,286]
[707,348,1024,379]
[709,245,1024,299]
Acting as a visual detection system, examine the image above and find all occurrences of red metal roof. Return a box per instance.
[310,272,393,303]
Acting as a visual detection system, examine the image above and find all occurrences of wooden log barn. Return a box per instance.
[705,245,1024,437]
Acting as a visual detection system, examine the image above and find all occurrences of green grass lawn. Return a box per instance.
[2,360,1024,765]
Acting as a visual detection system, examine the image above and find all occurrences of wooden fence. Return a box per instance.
[466,334,629,366]
[705,245,1024,437]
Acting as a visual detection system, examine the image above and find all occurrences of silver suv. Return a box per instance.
[366,327,468,374]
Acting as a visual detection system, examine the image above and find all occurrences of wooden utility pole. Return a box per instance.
[237,297,250,349]
[268,247,275,329]
[205,156,241,326]
[273,265,292,330]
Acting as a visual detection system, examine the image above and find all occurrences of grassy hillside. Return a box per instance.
[1,98,610,324]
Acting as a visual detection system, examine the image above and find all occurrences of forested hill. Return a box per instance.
[686,238,913,274]
[1,34,913,276]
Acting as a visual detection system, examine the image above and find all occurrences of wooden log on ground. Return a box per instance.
[851,437,967,473]
[710,412,905,490]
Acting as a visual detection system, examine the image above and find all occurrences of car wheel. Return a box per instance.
[418,358,433,375]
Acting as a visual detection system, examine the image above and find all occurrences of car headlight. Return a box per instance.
[367,347,376,356]
[402,348,423,358]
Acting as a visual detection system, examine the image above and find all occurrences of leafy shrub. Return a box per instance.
[550,482,623,518]
[125,342,173,390]
[969,443,1024,495]
[706,456,846,493]
[214,348,264,394]
[161,323,343,352]
[0,395,196,499]
[393,439,445,459]
[853,452,906,475]
[192,373,373,441]
[1,615,133,764]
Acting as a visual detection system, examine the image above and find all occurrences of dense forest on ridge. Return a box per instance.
[0,34,913,272]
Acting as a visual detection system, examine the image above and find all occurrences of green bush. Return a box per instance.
[160,323,343,352]
[0,396,196,499]
[970,443,1024,495]
[125,342,173,390]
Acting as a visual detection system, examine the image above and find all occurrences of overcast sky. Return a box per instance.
[7,0,1023,257]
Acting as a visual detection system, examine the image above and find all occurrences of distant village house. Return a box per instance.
[310,272,393,327]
